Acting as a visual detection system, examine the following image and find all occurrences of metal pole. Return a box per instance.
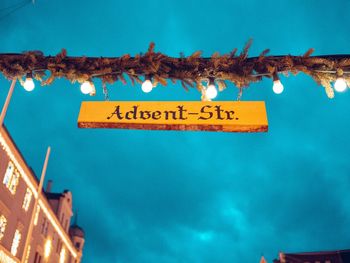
[0,78,17,127]
[21,147,51,263]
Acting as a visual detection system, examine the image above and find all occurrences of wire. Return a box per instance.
[0,0,31,22]
[0,0,29,12]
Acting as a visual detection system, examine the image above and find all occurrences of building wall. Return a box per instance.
[0,127,82,263]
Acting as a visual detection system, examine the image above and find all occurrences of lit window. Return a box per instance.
[44,238,52,258]
[3,161,14,186]
[22,188,33,211]
[9,171,20,194]
[59,247,66,263]
[11,229,21,256]
[34,205,40,226]
[0,215,7,241]
[2,162,20,195]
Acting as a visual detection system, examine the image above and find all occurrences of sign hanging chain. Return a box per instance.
[102,82,110,101]
[237,88,243,101]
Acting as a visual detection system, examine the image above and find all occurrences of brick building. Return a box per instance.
[0,126,84,263]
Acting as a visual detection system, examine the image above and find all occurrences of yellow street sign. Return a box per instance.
[78,101,268,132]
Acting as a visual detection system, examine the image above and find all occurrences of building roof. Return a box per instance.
[45,192,64,200]
[275,249,350,263]
[69,224,85,238]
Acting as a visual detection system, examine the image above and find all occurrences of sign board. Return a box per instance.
[78,101,268,132]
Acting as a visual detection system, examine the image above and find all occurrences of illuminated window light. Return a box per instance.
[8,171,20,195]
[2,161,20,195]
[0,250,17,263]
[44,238,52,258]
[0,215,7,241]
[34,205,40,226]
[2,161,14,186]
[0,134,37,196]
[22,188,33,211]
[59,247,66,263]
[10,229,21,256]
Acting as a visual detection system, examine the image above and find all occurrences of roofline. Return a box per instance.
[1,125,39,183]
[284,249,350,256]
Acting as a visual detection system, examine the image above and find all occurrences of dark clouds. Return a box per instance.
[1,0,350,262]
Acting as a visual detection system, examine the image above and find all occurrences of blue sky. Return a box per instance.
[1,0,350,262]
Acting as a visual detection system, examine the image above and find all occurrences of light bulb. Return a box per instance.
[206,83,218,99]
[273,80,284,94]
[80,81,94,95]
[141,79,153,93]
[23,76,35,92]
[334,77,347,92]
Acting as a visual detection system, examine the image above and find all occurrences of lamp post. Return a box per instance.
[0,78,17,127]
[21,147,51,263]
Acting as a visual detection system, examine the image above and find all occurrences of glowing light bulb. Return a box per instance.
[80,81,95,95]
[141,79,153,93]
[206,83,217,99]
[334,77,347,92]
[23,76,35,92]
[273,80,284,94]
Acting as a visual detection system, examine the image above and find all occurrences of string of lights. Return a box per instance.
[0,41,349,100]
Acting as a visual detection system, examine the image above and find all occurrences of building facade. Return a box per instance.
[0,126,84,263]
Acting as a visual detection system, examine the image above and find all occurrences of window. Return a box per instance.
[2,162,20,195]
[22,188,33,211]
[59,247,66,263]
[34,205,40,226]
[41,217,46,234]
[10,229,21,256]
[3,161,14,185]
[64,219,68,232]
[41,217,49,236]
[75,242,81,249]
[45,221,49,236]
[0,215,7,241]
[60,213,65,225]
[56,239,61,253]
[34,252,42,263]
[44,238,52,258]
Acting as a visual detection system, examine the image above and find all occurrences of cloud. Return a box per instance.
[1,0,350,262]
